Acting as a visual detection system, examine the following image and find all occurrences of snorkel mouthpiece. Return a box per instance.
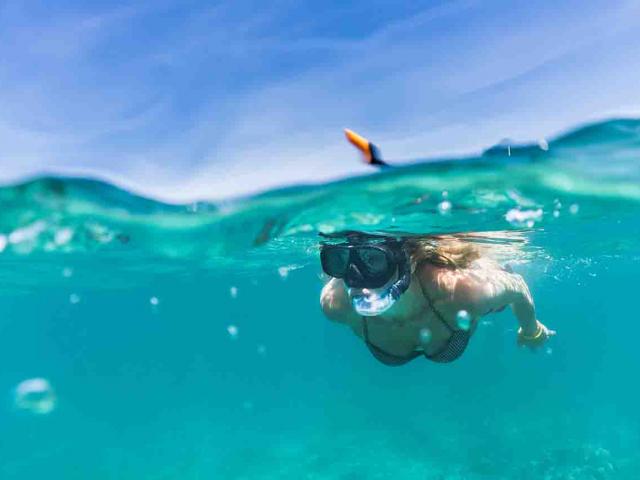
[350,287,400,317]
[350,249,411,317]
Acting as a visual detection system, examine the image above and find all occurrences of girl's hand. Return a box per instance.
[517,320,556,350]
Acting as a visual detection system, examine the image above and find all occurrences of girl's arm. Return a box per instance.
[465,268,555,347]
[419,263,554,347]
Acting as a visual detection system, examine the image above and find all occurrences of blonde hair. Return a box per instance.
[405,236,481,271]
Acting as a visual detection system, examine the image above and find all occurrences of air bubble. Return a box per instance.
[230,286,238,299]
[0,234,7,253]
[227,324,239,339]
[553,210,560,218]
[257,344,267,356]
[69,293,81,304]
[62,267,73,278]
[569,204,579,215]
[278,264,303,279]
[54,228,73,246]
[456,310,472,331]
[437,200,452,215]
[14,378,56,415]
[505,208,543,227]
[149,296,159,306]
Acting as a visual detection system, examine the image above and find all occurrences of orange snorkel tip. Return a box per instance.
[344,128,387,167]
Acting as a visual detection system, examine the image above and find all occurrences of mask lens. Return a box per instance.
[357,247,390,276]
[353,246,394,288]
[321,247,350,278]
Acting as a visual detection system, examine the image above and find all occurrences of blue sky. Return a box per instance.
[1,0,640,201]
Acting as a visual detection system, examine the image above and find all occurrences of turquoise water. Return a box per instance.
[1,119,639,479]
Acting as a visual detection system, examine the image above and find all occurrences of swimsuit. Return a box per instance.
[361,295,472,366]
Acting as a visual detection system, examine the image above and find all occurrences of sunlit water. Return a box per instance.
[1,119,640,479]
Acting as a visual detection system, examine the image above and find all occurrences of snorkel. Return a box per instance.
[350,247,411,316]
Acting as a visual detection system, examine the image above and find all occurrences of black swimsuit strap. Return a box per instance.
[360,288,473,365]
[420,288,456,333]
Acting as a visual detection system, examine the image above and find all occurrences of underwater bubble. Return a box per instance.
[437,200,452,215]
[0,234,7,253]
[257,344,267,356]
[62,267,73,278]
[69,293,81,304]
[149,296,159,306]
[456,310,471,331]
[569,204,580,215]
[418,328,432,346]
[54,228,73,246]
[227,324,239,339]
[505,208,542,227]
[230,286,238,299]
[278,266,290,279]
[14,378,56,415]
[553,210,560,218]
[242,400,254,411]
[545,347,553,356]
[442,190,449,199]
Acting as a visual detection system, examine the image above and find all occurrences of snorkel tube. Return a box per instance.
[350,247,411,317]
[344,129,388,168]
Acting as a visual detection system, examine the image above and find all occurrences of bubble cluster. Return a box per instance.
[505,208,543,228]
[456,310,472,331]
[14,378,56,415]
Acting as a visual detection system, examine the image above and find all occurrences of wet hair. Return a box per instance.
[404,236,481,271]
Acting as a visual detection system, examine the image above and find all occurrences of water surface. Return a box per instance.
[1,119,639,479]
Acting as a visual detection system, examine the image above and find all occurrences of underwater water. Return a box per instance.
[1,118,639,479]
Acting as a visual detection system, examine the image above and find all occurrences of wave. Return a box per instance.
[0,118,638,264]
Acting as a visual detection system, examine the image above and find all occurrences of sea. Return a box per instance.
[1,118,639,479]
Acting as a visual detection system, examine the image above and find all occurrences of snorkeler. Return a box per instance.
[320,231,555,365]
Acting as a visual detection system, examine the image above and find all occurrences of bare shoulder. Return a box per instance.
[416,259,499,307]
